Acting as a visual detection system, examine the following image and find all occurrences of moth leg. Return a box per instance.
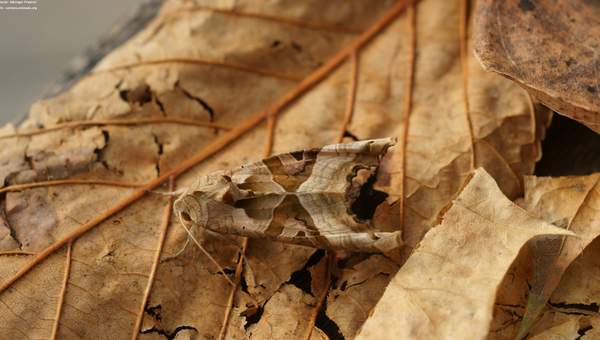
[203,228,244,249]
[162,225,239,263]
[160,237,190,263]
[201,228,253,268]
[176,215,236,287]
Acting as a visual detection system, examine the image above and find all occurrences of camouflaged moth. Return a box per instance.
[173,138,402,252]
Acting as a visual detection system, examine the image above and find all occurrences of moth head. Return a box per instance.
[174,192,208,228]
[173,174,249,228]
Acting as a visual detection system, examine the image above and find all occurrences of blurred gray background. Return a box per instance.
[0,0,146,125]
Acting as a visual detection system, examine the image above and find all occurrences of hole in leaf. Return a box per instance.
[576,325,593,339]
[145,304,162,321]
[287,249,325,295]
[119,89,130,102]
[350,170,388,220]
[140,325,197,340]
[290,150,304,161]
[244,305,264,330]
[343,130,359,141]
[548,301,599,313]
[315,298,344,340]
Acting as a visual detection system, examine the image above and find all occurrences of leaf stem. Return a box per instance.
[0,117,231,140]
[131,177,175,340]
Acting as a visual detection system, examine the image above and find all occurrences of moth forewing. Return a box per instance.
[173,138,403,253]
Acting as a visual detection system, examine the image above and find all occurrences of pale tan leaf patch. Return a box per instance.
[356,169,572,340]
[490,174,600,339]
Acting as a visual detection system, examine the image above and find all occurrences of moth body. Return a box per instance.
[174,138,403,252]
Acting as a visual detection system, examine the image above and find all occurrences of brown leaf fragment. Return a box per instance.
[5,189,58,251]
[474,0,600,133]
[0,125,29,187]
[326,255,398,338]
[520,236,600,339]
[243,240,315,305]
[490,173,600,339]
[246,284,319,339]
[528,318,580,340]
[356,169,572,340]
[0,125,107,186]
[0,216,19,251]
[518,174,600,338]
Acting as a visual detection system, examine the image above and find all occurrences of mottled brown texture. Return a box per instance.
[174,138,402,252]
[497,236,600,339]
[490,173,600,339]
[0,0,552,338]
[474,0,600,133]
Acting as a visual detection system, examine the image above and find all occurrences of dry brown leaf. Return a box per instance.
[528,319,580,340]
[0,0,550,338]
[490,173,600,339]
[520,235,600,339]
[372,0,550,260]
[516,174,600,338]
[246,284,322,339]
[355,169,572,340]
[473,0,600,133]
[326,255,398,338]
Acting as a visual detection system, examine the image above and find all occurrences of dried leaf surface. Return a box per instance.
[490,173,600,339]
[474,0,600,133]
[372,0,550,259]
[0,0,549,338]
[326,255,398,338]
[518,235,600,339]
[356,169,572,340]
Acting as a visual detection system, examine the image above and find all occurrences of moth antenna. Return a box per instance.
[203,228,246,256]
[172,237,190,257]
[177,214,236,287]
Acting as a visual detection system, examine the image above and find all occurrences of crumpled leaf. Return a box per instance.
[528,319,580,340]
[490,173,600,339]
[519,235,600,339]
[0,0,549,338]
[516,174,600,338]
[326,255,398,338]
[246,284,323,339]
[474,0,600,133]
[372,0,550,260]
[356,169,573,340]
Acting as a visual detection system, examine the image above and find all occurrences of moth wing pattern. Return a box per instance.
[174,138,403,252]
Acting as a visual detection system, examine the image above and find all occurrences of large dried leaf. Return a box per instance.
[0,0,549,338]
[490,173,600,339]
[474,0,600,133]
[356,169,572,339]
